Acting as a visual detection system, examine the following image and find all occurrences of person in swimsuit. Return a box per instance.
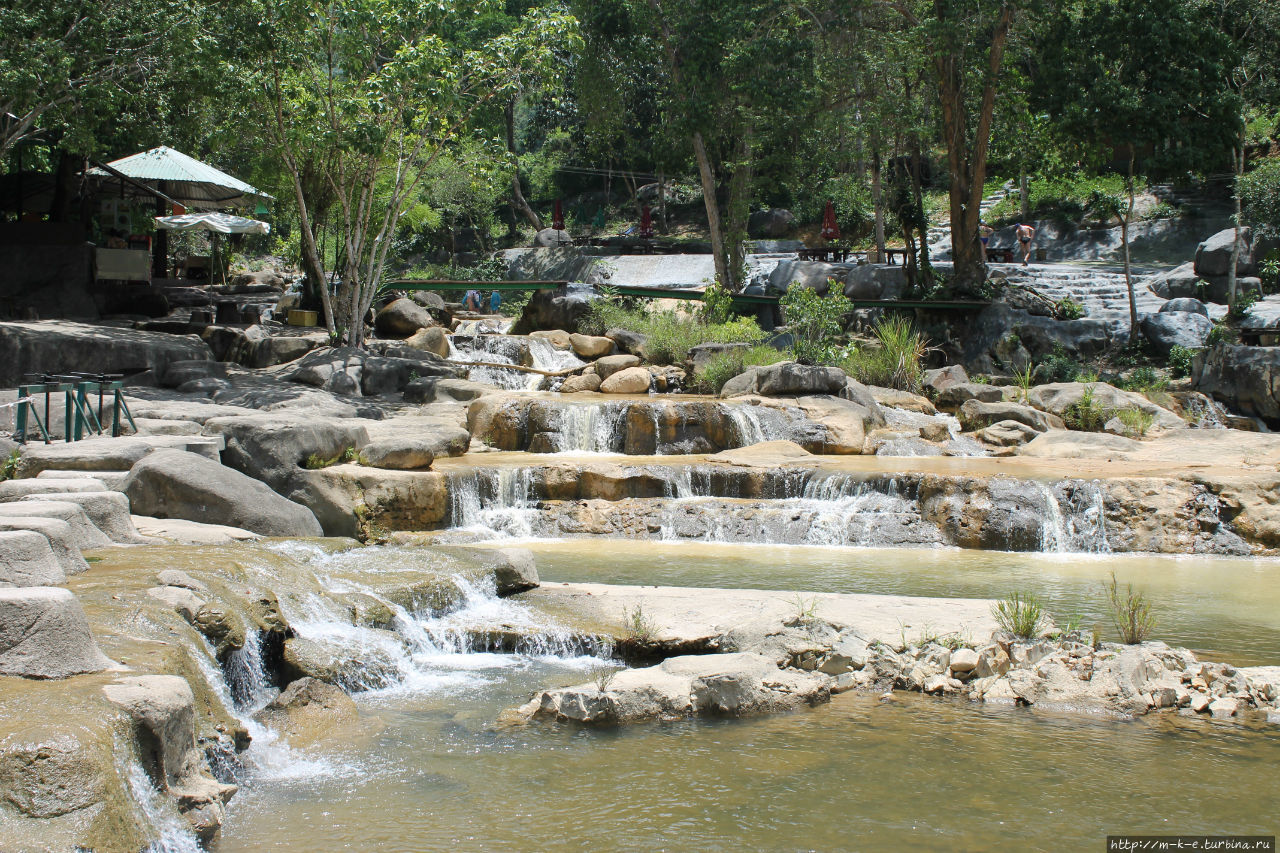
[1015,223,1036,265]
[978,223,994,258]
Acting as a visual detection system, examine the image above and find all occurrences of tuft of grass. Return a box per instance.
[304,446,359,470]
[991,592,1048,639]
[589,664,618,694]
[1115,407,1155,437]
[839,315,929,391]
[1063,384,1107,431]
[1168,345,1196,379]
[1104,573,1157,644]
[1120,366,1167,393]
[1014,362,1035,403]
[622,605,658,643]
[581,298,767,366]
[791,594,820,624]
[692,344,790,394]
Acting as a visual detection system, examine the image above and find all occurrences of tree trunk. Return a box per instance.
[693,131,732,291]
[909,136,933,288]
[724,129,754,291]
[1019,172,1030,222]
[290,173,335,336]
[506,101,542,231]
[1228,143,1244,314]
[1123,149,1138,343]
[871,147,887,258]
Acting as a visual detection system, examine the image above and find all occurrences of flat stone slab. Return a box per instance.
[36,470,128,489]
[0,518,89,576]
[521,583,997,650]
[0,501,111,549]
[0,479,108,500]
[130,515,260,545]
[13,436,223,479]
[18,492,142,544]
[0,320,212,389]
[0,587,113,678]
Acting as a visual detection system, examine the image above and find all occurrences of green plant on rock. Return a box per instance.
[991,592,1048,639]
[838,315,929,392]
[590,664,618,694]
[1,449,19,481]
[1167,345,1196,379]
[1014,363,1035,403]
[1063,384,1107,431]
[1120,366,1167,393]
[1205,321,1237,347]
[699,282,735,325]
[791,594,820,624]
[304,446,359,470]
[1115,407,1155,437]
[622,605,658,643]
[1055,296,1085,320]
[780,286,851,365]
[1104,573,1157,644]
[1034,347,1083,384]
[693,345,789,395]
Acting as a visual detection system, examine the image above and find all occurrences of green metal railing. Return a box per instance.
[14,374,137,444]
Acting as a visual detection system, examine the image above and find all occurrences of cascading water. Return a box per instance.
[553,402,627,453]
[127,759,203,853]
[446,468,541,536]
[448,333,587,392]
[1038,481,1109,554]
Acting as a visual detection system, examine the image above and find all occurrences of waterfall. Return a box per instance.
[447,335,532,391]
[1038,482,1109,554]
[720,401,796,447]
[446,468,540,536]
[528,337,587,376]
[127,760,202,853]
[225,629,274,713]
[553,402,626,453]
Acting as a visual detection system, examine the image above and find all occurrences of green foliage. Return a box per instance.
[699,282,736,325]
[1115,407,1156,437]
[991,593,1047,640]
[985,174,1136,226]
[1104,573,1157,645]
[780,286,850,365]
[1014,363,1035,403]
[1055,297,1085,320]
[1,450,20,482]
[1229,288,1262,320]
[837,316,929,392]
[1063,384,1108,432]
[1034,347,1084,384]
[1206,321,1238,347]
[304,447,358,470]
[622,605,657,643]
[1168,345,1196,379]
[1240,159,1280,237]
[583,299,766,366]
[1119,367,1167,393]
[693,345,789,394]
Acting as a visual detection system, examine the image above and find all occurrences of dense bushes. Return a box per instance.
[1240,158,1280,236]
[780,286,850,364]
[838,315,929,392]
[693,345,790,394]
[580,298,768,365]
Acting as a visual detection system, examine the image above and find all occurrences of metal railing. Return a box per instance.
[14,373,138,444]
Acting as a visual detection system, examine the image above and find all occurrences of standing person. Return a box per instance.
[490,290,502,314]
[463,289,481,312]
[1015,222,1037,266]
[978,222,994,257]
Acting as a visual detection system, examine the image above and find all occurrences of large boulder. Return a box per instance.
[569,333,615,359]
[1159,298,1209,317]
[922,365,969,394]
[769,260,838,295]
[0,501,111,550]
[1193,227,1253,278]
[358,441,434,471]
[721,362,847,398]
[374,298,437,338]
[959,400,1065,433]
[510,289,592,335]
[533,228,573,247]
[842,264,908,300]
[0,530,65,587]
[1145,262,1200,300]
[1140,312,1212,356]
[403,326,450,358]
[0,587,113,677]
[254,677,360,747]
[0,518,89,577]
[594,354,642,380]
[747,208,797,239]
[600,366,652,394]
[0,321,212,388]
[122,449,323,537]
[560,373,602,393]
[203,412,370,493]
[935,381,1003,409]
[1193,344,1280,424]
[1025,382,1185,432]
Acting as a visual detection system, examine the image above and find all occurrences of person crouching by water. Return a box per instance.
[1015,222,1036,266]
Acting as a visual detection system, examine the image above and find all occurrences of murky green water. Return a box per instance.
[512,541,1280,666]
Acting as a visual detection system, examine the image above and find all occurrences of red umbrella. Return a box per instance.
[552,199,564,231]
[821,200,840,241]
[639,205,654,238]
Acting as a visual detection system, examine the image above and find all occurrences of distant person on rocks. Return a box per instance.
[463,289,482,312]
[490,290,502,313]
[1015,222,1036,266]
[978,222,994,248]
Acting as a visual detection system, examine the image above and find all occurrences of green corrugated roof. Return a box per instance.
[92,146,272,209]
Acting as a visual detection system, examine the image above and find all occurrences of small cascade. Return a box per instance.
[224,629,274,713]
[447,335,531,391]
[1185,395,1229,429]
[127,760,202,853]
[553,402,627,453]
[528,336,587,376]
[446,468,540,536]
[1038,482,1109,554]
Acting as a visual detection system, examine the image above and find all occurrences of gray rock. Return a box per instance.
[977,419,1041,447]
[1194,227,1252,278]
[146,585,206,622]
[375,298,437,338]
[923,365,969,394]
[1160,298,1210,317]
[203,412,370,493]
[1145,262,1201,299]
[560,374,602,393]
[959,400,1065,433]
[122,449,323,537]
[0,501,111,549]
[489,547,540,595]
[533,228,573,247]
[605,328,647,355]
[359,440,434,471]
[160,360,227,388]
[1207,697,1239,718]
[13,438,154,478]
[17,491,141,544]
[769,260,837,295]
[949,648,979,674]
[0,320,212,388]
[730,362,847,398]
[935,382,1004,409]
[569,333,615,359]
[843,265,908,300]
[1192,344,1280,423]
[402,326,450,358]
[1026,382,1185,432]
[747,208,797,238]
[0,530,65,587]
[1141,312,1212,357]
[155,569,210,593]
[282,634,402,691]
[0,587,113,677]
[510,289,592,335]
[0,478,108,500]
[0,518,89,577]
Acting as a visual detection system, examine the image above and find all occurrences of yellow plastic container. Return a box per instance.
[288,309,319,327]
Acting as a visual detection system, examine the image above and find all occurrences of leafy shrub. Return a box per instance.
[1206,321,1238,346]
[1034,347,1083,384]
[780,285,851,365]
[838,315,929,391]
[692,345,789,394]
[1120,366,1167,393]
[991,592,1048,639]
[1240,158,1280,237]
[1055,296,1085,320]
[984,172,1139,226]
[581,300,766,366]
[1063,384,1107,431]
[622,605,658,643]
[1104,573,1157,644]
[699,282,736,325]
[1229,288,1262,320]
[1115,407,1155,437]
[1,449,19,482]
[1167,345,1196,379]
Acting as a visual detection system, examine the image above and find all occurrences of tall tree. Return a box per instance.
[1035,0,1241,338]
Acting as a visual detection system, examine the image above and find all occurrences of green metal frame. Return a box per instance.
[383,279,565,293]
[12,378,136,445]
